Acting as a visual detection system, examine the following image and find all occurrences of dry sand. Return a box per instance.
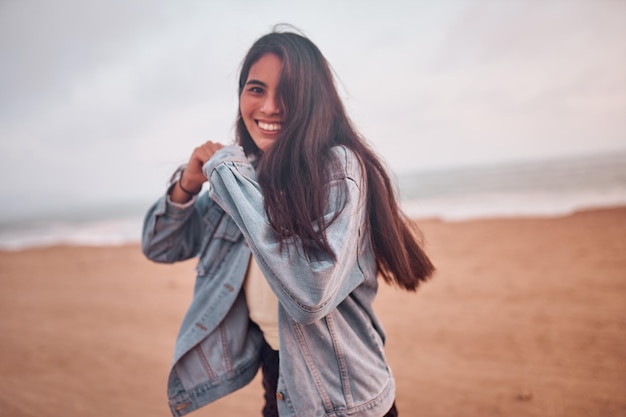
[0,207,624,417]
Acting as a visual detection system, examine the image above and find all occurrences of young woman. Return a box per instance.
[142,28,434,417]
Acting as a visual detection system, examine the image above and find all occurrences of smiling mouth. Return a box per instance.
[257,121,282,132]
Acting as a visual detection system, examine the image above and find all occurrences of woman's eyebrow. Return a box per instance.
[246,79,267,87]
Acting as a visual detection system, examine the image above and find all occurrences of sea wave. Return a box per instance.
[0,218,143,251]
[1,190,625,250]
[2,151,625,250]
[402,187,626,221]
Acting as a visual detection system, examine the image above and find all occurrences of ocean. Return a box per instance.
[1,151,625,250]
[399,150,626,221]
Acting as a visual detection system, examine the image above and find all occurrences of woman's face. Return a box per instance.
[240,53,284,153]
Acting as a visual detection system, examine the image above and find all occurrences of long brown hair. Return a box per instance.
[236,28,434,291]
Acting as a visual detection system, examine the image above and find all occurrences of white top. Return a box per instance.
[244,255,280,350]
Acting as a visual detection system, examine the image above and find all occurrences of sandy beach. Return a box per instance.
[1,207,624,417]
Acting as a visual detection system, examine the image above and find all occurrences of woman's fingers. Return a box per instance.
[183,141,226,190]
[197,141,225,163]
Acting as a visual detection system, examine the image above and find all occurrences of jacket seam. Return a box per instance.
[290,318,334,411]
[326,314,353,407]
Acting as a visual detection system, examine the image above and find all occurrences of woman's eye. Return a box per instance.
[249,87,263,94]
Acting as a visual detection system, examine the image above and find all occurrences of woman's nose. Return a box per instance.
[261,94,281,115]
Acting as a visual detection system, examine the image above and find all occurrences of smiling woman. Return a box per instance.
[142,27,434,417]
[239,53,284,152]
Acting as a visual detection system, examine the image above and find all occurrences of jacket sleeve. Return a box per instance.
[204,145,367,324]
[141,192,221,264]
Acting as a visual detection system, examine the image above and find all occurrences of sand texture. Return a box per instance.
[1,208,625,416]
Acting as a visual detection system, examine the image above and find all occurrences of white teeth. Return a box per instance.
[258,121,281,132]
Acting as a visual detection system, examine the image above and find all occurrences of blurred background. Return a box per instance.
[1,2,625,416]
[1,0,625,248]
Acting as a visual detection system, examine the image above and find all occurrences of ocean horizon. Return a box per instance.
[1,150,625,250]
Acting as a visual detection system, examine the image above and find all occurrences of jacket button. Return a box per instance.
[276,392,284,401]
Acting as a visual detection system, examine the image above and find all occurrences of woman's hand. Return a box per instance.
[170,141,225,204]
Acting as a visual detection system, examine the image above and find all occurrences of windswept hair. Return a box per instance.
[236,28,434,291]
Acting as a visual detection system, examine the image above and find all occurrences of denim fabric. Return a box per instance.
[262,344,399,417]
[385,403,399,417]
[142,145,396,417]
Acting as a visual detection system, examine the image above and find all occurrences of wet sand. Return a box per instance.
[1,207,624,416]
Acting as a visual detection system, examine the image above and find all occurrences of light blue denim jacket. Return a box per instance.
[142,145,396,417]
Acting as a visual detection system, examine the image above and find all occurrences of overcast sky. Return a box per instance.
[1,0,625,218]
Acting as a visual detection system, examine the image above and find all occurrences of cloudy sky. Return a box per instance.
[1,0,625,219]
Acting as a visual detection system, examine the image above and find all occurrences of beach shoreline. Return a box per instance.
[1,207,625,416]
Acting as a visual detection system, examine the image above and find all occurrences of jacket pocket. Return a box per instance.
[196,216,243,277]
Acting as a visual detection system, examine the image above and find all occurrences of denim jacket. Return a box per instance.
[142,145,396,417]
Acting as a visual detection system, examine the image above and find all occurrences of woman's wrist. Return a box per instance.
[167,165,201,204]
[178,170,202,196]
